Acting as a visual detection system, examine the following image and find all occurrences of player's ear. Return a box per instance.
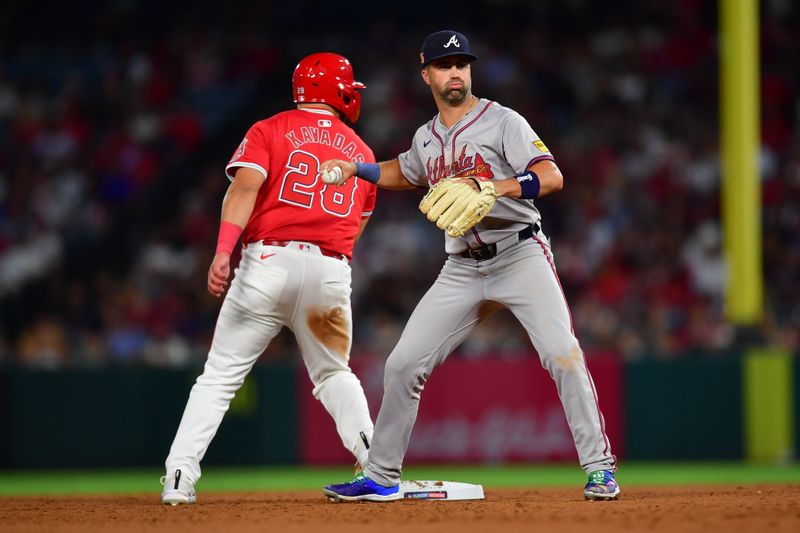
[421,67,431,86]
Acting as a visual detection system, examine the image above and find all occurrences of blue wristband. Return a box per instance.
[354,162,380,184]
[515,170,541,199]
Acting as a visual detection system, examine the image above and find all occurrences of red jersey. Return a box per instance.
[225,108,377,259]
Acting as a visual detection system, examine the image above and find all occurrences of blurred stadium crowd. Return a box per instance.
[0,0,797,368]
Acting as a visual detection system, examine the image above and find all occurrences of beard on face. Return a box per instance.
[437,81,468,105]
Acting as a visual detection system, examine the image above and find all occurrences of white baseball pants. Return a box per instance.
[165,241,373,483]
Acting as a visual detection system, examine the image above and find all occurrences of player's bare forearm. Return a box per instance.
[207,167,263,297]
[221,167,263,226]
[320,158,415,190]
[375,159,416,190]
[494,160,564,199]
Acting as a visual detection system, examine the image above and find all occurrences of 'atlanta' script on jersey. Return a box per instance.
[426,146,494,184]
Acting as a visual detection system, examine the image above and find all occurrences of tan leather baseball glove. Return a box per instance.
[419,178,497,238]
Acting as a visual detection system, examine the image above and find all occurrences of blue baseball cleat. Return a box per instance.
[584,470,621,500]
[323,472,401,502]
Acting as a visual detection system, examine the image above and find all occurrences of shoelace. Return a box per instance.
[587,471,609,485]
[349,472,367,484]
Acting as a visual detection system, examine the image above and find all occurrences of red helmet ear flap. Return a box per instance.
[341,86,363,123]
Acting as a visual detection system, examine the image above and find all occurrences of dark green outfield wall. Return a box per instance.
[0,366,297,468]
[624,357,744,459]
[1,355,796,467]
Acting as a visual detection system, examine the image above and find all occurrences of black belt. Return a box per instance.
[457,223,540,262]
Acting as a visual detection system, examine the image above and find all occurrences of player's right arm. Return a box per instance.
[320,159,416,191]
[208,167,263,297]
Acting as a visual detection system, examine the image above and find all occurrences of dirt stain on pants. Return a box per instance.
[307,306,350,359]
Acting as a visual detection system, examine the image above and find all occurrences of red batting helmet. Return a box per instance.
[292,52,365,123]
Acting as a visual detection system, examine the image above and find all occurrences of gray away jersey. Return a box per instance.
[399,98,554,254]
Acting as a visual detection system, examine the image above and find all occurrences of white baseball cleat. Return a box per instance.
[161,468,197,505]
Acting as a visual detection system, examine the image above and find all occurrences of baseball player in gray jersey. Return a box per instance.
[321,30,619,502]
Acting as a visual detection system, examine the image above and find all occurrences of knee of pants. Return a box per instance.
[384,349,428,391]
[195,356,247,389]
[311,367,357,400]
[537,339,586,375]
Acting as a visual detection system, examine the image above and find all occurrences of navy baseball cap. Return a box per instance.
[419,30,478,66]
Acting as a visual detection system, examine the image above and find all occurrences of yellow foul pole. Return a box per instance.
[720,0,762,324]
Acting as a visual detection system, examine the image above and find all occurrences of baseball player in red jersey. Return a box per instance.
[160,53,377,505]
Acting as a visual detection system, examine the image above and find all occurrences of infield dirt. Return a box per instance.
[1,485,798,532]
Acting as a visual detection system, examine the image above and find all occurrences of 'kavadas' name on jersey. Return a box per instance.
[426,145,494,184]
[284,126,366,162]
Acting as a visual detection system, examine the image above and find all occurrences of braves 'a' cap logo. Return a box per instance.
[444,35,460,48]
[420,30,476,66]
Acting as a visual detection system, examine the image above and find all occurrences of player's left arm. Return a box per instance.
[492,159,563,199]
[220,167,264,226]
[208,167,264,297]
[481,112,563,200]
